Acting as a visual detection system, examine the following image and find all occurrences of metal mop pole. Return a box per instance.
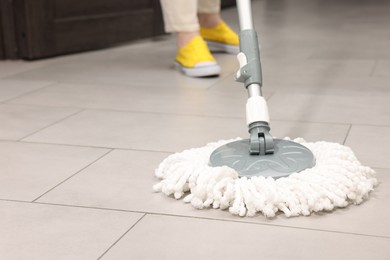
[235,0,274,155]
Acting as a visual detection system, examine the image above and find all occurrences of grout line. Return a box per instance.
[77,107,246,120]
[12,140,176,154]
[145,212,390,240]
[3,75,210,89]
[206,72,235,91]
[342,124,353,145]
[3,103,248,121]
[0,82,58,105]
[5,199,387,240]
[18,108,86,141]
[9,101,390,127]
[0,55,75,79]
[97,214,147,260]
[271,120,390,128]
[0,123,387,154]
[369,60,378,77]
[31,149,114,202]
[0,139,112,150]
[372,167,390,170]
[4,101,85,111]
[265,92,275,101]
[1,122,387,155]
[3,99,390,129]
[2,101,390,128]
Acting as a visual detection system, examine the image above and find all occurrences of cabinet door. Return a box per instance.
[1,0,19,59]
[0,22,4,59]
[15,0,164,59]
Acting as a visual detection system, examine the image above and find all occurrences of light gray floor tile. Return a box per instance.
[0,61,54,78]
[101,214,390,260]
[23,109,349,152]
[7,61,226,89]
[310,45,390,60]
[23,109,248,151]
[36,150,206,216]
[0,104,81,140]
[345,125,390,168]
[263,76,390,97]
[270,121,349,144]
[36,149,252,222]
[38,149,386,238]
[48,37,175,63]
[0,79,53,103]
[0,200,143,260]
[372,61,390,77]
[0,141,109,201]
[6,54,234,90]
[263,60,375,78]
[8,82,248,117]
[209,72,389,98]
[260,168,390,238]
[267,93,390,125]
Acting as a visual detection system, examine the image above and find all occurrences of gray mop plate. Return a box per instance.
[209,139,316,179]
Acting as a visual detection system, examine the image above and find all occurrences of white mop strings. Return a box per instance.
[153,138,378,218]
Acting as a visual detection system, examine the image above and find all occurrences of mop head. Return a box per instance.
[153,138,377,218]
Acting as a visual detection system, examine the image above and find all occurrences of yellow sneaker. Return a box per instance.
[175,35,221,77]
[200,21,239,54]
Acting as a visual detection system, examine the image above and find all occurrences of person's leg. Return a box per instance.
[197,0,222,28]
[197,0,239,54]
[197,0,221,13]
[160,0,220,77]
[160,0,199,48]
[160,0,198,33]
[198,13,222,28]
[170,0,222,43]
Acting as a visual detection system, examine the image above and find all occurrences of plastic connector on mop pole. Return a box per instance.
[235,30,263,88]
[246,96,269,126]
[246,95,274,155]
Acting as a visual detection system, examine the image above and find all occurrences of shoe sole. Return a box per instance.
[206,41,239,54]
[174,62,221,77]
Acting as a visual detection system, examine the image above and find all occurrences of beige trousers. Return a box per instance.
[160,0,221,32]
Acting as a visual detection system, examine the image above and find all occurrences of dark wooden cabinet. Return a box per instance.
[1,0,165,60]
[0,0,236,60]
[0,0,19,59]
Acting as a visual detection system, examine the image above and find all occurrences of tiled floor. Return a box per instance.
[1,0,390,259]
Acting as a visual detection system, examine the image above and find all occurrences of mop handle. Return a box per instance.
[237,0,254,30]
[236,0,274,155]
[235,0,263,97]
